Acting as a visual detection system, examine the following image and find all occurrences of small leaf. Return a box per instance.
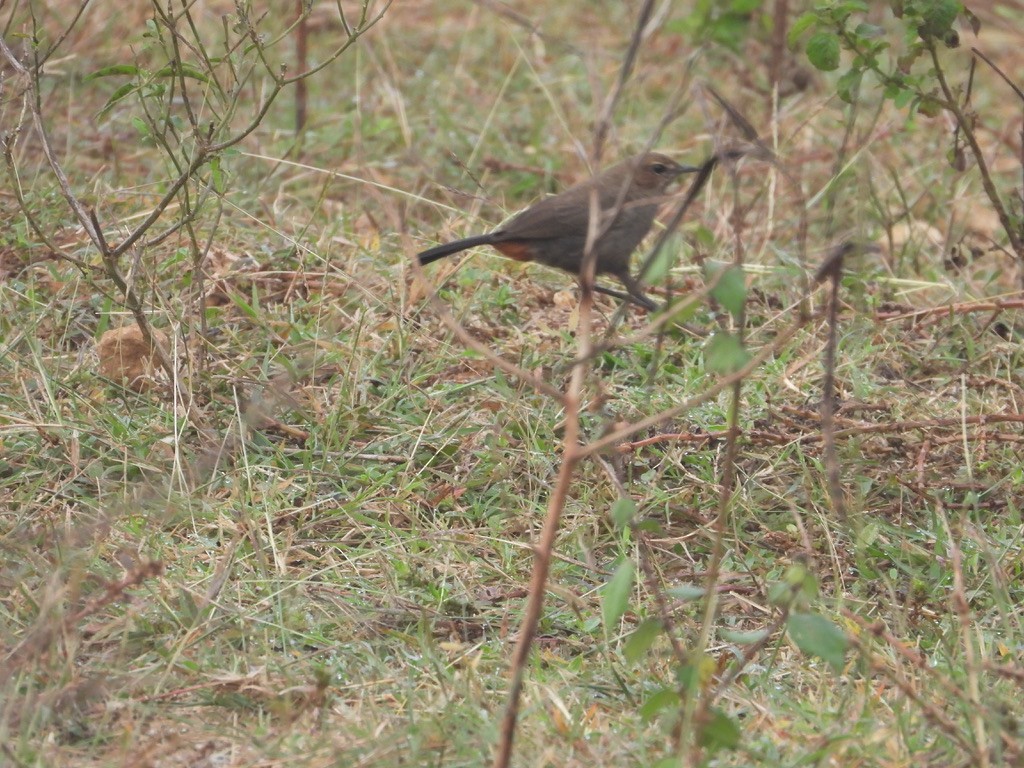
[610,497,637,529]
[916,0,961,39]
[917,96,942,117]
[783,560,818,598]
[131,116,151,141]
[709,265,746,321]
[97,81,141,119]
[623,618,662,663]
[806,32,841,71]
[964,7,981,34]
[664,296,700,326]
[853,22,885,38]
[857,521,880,546]
[787,12,818,48]
[229,291,259,320]
[667,583,706,601]
[836,68,863,103]
[639,687,680,721]
[645,236,680,283]
[719,628,769,644]
[730,0,761,13]
[602,559,635,632]
[635,518,663,534]
[787,612,848,672]
[693,225,715,248]
[699,707,741,752]
[84,64,140,81]
[179,63,212,83]
[153,62,212,84]
[703,331,750,375]
[209,157,224,194]
[893,86,915,109]
[767,580,793,606]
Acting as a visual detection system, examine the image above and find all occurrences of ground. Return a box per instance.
[1,1,1023,766]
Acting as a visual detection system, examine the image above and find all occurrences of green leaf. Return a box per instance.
[730,0,761,12]
[787,612,848,672]
[767,580,793,606]
[708,14,751,48]
[667,583,706,601]
[917,96,941,117]
[709,265,746,321]
[178,63,212,83]
[602,559,635,632]
[836,68,863,103]
[664,296,700,327]
[84,64,140,81]
[719,627,769,644]
[645,236,680,283]
[635,518,664,534]
[153,62,212,84]
[787,12,818,48]
[784,561,819,599]
[639,687,680,721]
[857,521,880,546]
[853,22,885,38]
[893,87,916,109]
[693,225,716,248]
[623,618,662,663]
[209,157,223,194]
[699,707,741,752]
[229,291,259,320]
[704,331,750,375]
[610,497,637,529]
[131,116,151,141]
[97,81,141,119]
[806,31,841,71]
[915,0,961,38]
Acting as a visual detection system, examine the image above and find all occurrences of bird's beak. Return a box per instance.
[675,163,702,176]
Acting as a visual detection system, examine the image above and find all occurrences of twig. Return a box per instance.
[592,0,656,161]
[929,41,1023,266]
[816,243,852,520]
[876,296,1024,322]
[578,310,812,460]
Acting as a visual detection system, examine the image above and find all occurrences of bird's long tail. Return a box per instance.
[417,234,496,265]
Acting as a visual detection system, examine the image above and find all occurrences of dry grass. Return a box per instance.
[1,1,1024,766]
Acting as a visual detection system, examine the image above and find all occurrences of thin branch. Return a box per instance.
[929,41,1023,260]
[592,0,655,161]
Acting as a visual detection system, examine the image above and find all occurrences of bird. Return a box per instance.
[417,152,700,311]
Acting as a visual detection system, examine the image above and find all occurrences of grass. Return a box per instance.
[2,1,1024,766]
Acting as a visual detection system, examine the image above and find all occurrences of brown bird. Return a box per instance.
[417,152,699,311]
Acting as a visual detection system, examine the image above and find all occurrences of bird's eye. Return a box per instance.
[651,163,668,174]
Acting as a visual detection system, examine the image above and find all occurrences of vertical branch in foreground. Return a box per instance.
[816,243,849,521]
[492,355,587,768]
[294,0,309,134]
[494,164,604,768]
[592,0,655,160]
[681,146,748,761]
[494,2,659,762]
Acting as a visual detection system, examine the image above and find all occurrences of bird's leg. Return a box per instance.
[593,284,636,304]
[616,274,660,312]
[576,274,659,312]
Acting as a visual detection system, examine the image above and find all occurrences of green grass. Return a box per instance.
[2,1,1024,766]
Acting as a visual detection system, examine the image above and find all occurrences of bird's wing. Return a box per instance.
[491,165,633,243]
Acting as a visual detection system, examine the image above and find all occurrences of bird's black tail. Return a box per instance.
[418,234,496,265]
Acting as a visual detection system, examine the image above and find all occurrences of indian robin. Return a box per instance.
[417,152,699,311]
